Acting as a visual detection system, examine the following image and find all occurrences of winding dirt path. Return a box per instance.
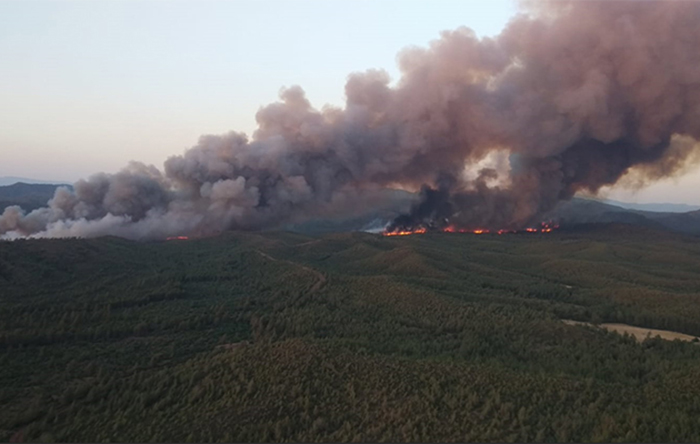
[255,250,326,293]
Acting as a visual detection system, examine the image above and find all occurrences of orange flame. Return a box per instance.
[383,227,427,236]
[166,236,189,241]
[382,221,559,237]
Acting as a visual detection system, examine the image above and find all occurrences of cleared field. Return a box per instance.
[563,319,699,342]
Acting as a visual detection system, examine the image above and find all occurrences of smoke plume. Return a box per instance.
[3,0,700,239]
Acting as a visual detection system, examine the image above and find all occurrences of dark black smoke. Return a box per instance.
[386,184,453,232]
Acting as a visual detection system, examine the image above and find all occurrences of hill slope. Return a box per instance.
[3,226,700,441]
[547,198,700,235]
[0,182,70,213]
[600,198,700,213]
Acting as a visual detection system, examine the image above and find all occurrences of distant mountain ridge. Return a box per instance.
[1,182,698,236]
[596,198,700,213]
[0,176,70,186]
[546,198,700,236]
[0,182,72,213]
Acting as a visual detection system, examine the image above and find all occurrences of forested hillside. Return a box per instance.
[3,225,700,442]
[0,183,67,213]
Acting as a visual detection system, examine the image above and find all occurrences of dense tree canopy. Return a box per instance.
[2,224,700,442]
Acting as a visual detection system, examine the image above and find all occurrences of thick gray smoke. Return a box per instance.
[3,0,700,239]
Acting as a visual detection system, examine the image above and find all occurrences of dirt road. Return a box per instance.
[255,250,326,293]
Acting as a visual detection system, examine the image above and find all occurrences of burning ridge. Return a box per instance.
[2,1,700,240]
[383,222,558,237]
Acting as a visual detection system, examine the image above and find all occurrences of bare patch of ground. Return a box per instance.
[562,319,699,343]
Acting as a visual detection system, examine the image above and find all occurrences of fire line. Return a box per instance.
[383,222,558,237]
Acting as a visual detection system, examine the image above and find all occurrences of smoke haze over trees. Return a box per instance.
[3,0,700,239]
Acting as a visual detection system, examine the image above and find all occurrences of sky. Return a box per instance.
[1,0,699,204]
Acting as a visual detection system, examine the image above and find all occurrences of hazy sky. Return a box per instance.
[1,0,699,204]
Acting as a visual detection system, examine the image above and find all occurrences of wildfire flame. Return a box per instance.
[166,236,189,241]
[383,222,558,237]
[383,227,427,237]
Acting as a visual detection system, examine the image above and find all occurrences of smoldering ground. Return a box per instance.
[3,0,700,239]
